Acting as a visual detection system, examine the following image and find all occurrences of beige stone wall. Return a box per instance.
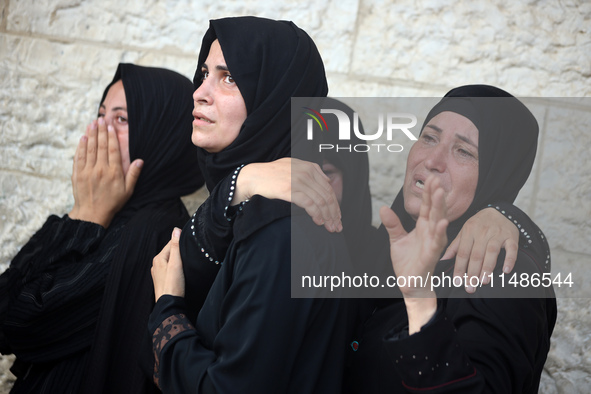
[0,0,589,392]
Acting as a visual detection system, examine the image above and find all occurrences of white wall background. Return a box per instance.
[0,0,590,392]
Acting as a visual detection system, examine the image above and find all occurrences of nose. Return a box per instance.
[193,79,212,105]
[424,144,447,173]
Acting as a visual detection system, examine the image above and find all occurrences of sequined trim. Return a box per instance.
[189,209,221,265]
[488,204,550,271]
[224,164,249,222]
[188,165,250,266]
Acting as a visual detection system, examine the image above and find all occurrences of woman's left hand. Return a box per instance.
[442,207,519,292]
[152,228,186,302]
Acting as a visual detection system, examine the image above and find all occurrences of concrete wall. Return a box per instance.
[1,0,590,392]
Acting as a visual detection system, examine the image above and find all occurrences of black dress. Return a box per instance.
[347,246,556,393]
[345,86,557,393]
[0,63,204,394]
[3,202,189,393]
[150,199,354,393]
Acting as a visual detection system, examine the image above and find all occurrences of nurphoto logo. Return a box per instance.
[303,107,418,153]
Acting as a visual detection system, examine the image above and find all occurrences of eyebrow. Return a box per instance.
[425,124,478,149]
[201,64,230,72]
[99,104,127,112]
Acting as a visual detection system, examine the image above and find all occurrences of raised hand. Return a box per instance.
[380,176,448,334]
[68,118,143,228]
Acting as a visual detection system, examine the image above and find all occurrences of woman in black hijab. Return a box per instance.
[0,63,203,393]
[149,17,353,393]
[346,85,556,393]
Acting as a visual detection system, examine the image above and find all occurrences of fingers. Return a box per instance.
[502,239,518,274]
[451,232,471,278]
[73,132,88,177]
[152,240,172,302]
[442,235,459,260]
[430,185,448,248]
[292,159,342,232]
[86,119,98,166]
[168,228,182,270]
[96,117,109,164]
[465,236,487,281]
[292,185,342,232]
[107,124,122,168]
[154,240,172,266]
[421,176,447,230]
[164,228,186,298]
[379,205,407,244]
[452,207,522,292]
[124,159,144,195]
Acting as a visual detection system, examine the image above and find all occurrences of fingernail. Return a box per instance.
[108,125,114,132]
[481,272,489,285]
[98,117,104,125]
[172,228,181,239]
[91,121,97,130]
[465,286,475,294]
[503,266,511,274]
[135,159,144,168]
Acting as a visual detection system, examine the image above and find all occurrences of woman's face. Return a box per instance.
[403,111,479,222]
[98,80,131,175]
[191,39,247,153]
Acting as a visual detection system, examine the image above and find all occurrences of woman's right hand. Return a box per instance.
[380,176,448,334]
[234,158,342,232]
[68,118,143,228]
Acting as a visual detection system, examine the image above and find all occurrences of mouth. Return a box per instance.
[415,179,425,190]
[193,112,214,124]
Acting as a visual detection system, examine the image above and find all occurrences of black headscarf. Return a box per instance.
[83,64,204,393]
[390,85,539,242]
[194,16,329,191]
[100,63,204,209]
[321,97,374,269]
[179,17,328,317]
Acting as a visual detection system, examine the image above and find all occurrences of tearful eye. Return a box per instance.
[223,74,235,84]
[421,134,436,143]
[456,147,477,160]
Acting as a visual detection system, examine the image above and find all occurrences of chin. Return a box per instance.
[403,199,420,221]
[191,131,205,149]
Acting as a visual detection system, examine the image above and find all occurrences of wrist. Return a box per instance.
[404,295,437,335]
[68,208,112,228]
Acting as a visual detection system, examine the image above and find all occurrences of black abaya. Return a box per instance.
[346,85,557,393]
[149,17,354,393]
[0,63,204,394]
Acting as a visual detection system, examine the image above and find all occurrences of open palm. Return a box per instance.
[380,176,449,299]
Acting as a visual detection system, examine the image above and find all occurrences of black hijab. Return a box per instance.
[100,63,204,209]
[390,85,539,242]
[84,64,204,393]
[194,16,329,191]
[321,97,374,269]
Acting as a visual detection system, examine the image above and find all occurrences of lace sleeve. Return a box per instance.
[152,313,195,388]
